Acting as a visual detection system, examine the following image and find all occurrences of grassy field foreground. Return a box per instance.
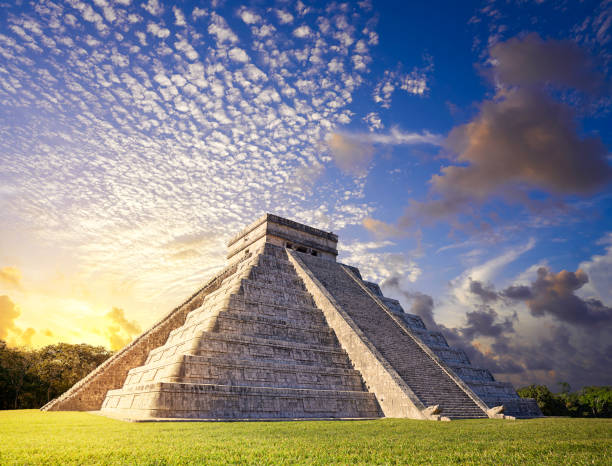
[0,410,610,464]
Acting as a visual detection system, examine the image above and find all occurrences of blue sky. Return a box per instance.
[0,0,611,390]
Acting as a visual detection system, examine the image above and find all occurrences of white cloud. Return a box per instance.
[238,8,261,25]
[208,12,238,44]
[578,232,612,305]
[143,0,163,16]
[276,9,294,24]
[228,47,249,63]
[293,25,312,38]
[147,22,170,39]
[173,6,186,26]
[0,1,381,333]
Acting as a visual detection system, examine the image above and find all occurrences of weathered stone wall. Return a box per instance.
[41,261,243,412]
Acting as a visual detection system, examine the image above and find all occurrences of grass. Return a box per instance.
[0,411,610,465]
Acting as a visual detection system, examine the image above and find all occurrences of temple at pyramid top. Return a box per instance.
[227,213,339,263]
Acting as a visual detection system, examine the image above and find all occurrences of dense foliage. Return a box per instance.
[518,384,612,417]
[0,340,112,410]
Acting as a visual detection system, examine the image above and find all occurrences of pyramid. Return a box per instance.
[42,214,540,420]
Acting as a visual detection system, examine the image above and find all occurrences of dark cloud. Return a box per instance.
[468,279,499,303]
[383,268,612,388]
[461,306,514,340]
[382,276,438,330]
[500,284,532,300]
[510,267,612,326]
[489,33,607,92]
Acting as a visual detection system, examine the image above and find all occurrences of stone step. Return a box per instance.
[183,302,328,330]
[297,253,488,419]
[467,380,521,399]
[211,314,338,346]
[397,313,426,330]
[428,345,471,365]
[227,295,327,322]
[246,268,307,291]
[167,303,335,348]
[238,279,315,308]
[218,308,328,329]
[131,354,367,391]
[101,382,382,420]
[411,329,449,347]
[193,332,353,368]
[446,363,494,382]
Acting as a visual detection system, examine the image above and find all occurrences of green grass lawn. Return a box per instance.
[0,410,610,465]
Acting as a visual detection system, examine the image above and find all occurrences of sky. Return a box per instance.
[1,0,611,390]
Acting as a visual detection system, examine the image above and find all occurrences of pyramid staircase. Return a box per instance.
[100,243,382,420]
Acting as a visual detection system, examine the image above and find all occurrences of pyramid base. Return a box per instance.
[100,382,382,420]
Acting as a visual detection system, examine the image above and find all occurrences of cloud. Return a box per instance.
[327,133,375,176]
[489,33,607,92]
[105,307,141,351]
[0,295,20,340]
[339,241,421,285]
[373,60,433,107]
[147,22,170,39]
[468,264,612,328]
[382,276,438,330]
[578,232,612,305]
[238,8,261,25]
[0,1,380,338]
[327,129,441,177]
[438,88,611,199]
[275,10,294,24]
[460,306,514,340]
[228,47,249,63]
[468,279,499,303]
[505,267,612,327]
[293,25,312,38]
[401,34,612,224]
[143,0,163,16]
[0,266,22,289]
[362,218,405,239]
[363,112,382,131]
[0,295,35,346]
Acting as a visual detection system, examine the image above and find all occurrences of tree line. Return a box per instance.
[517,384,612,417]
[1,339,611,416]
[0,340,112,410]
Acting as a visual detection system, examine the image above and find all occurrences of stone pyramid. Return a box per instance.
[42,214,540,420]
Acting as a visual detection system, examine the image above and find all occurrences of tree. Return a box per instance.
[0,341,112,409]
[32,343,113,405]
[0,341,34,409]
[517,384,567,416]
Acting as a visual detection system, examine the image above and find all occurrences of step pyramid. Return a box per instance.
[42,214,540,420]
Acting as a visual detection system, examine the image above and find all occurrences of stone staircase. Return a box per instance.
[361,281,541,418]
[294,253,489,420]
[100,243,382,420]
